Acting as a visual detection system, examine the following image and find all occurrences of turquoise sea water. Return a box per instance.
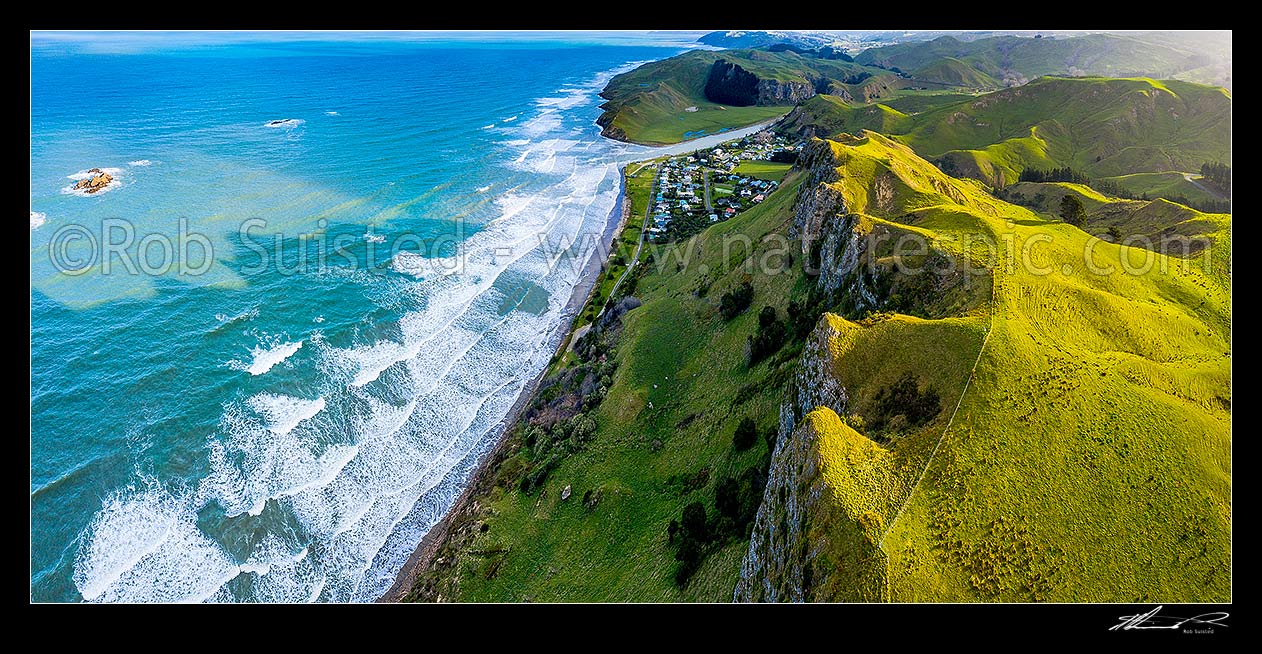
[29,33,699,602]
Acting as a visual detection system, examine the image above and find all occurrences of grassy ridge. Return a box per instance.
[598,49,902,145]
[856,33,1226,87]
[780,76,1231,187]
[425,175,808,601]
[789,133,1230,601]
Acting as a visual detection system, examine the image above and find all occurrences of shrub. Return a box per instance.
[1060,194,1086,227]
[748,308,787,365]
[868,372,941,432]
[733,417,758,451]
[719,281,754,320]
[681,501,709,543]
[674,538,702,586]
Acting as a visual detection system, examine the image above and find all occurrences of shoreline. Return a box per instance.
[381,114,777,603]
[381,168,631,602]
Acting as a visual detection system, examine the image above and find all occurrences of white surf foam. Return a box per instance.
[230,339,303,376]
[481,123,495,130]
[247,392,327,436]
[128,159,152,166]
[74,481,238,603]
[76,59,644,604]
[501,114,518,122]
[325,111,339,116]
[476,185,492,193]
[30,211,47,230]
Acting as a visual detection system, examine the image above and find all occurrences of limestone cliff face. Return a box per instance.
[735,392,889,601]
[788,139,845,251]
[788,139,887,314]
[737,321,846,602]
[705,59,816,107]
[755,78,816,105]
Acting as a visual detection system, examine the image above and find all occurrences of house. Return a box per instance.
[740,189,752,197]
[724,207,736,217]
[753,194,765,203]
[709,213,718,222]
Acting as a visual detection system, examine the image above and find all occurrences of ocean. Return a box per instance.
[29,33,712,602]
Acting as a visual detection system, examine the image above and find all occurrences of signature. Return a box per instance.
[1110,606,1230,632]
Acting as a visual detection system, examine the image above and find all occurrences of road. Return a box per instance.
[1182,172,1227,201]
[602,166,657,315]
[703,169,713,212]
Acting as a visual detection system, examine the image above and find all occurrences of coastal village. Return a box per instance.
[648,130,802,243]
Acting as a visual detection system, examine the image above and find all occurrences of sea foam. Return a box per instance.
[230,340,303,376]
[247,392,327,436]
[73,61,638,604]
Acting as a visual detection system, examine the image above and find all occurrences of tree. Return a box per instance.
[719,281,754,320]
[1059,194,1086,227]
[733,416,758,451]
[680,501,709,543]
[758,305,777,329]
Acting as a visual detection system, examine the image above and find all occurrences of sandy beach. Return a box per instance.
[381,167,631,602]
[381,115,784,602]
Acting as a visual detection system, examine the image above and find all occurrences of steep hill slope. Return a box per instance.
[737,132,1230,602]
[403,129,1229,603]
[779,76,1232,187]
[403,174,813,601]
[597,49,905,144]
[912,57,1000,89]
[856,33,1225,88]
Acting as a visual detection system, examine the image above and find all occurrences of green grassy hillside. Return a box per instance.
[913,57,1000,89]
[857,33,1224,88]
[779,76,1232,187]
[757,132,1229,602]
[406,173,811,601]
[597,49,910,145]
[406,129,1229,603]
[779,94,912,139]
[1099,171,1227,205]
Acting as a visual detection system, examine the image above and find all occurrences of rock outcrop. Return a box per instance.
[735,399,889,602]
[704,59,816,107]
[73,168,114,194]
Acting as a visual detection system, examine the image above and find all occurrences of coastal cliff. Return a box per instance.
[705,59,816,106]
[594,49,904,145]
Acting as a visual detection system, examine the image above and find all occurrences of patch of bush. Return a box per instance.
[733,416,758,451]
[747,305,788,365]
[867,372,942,433]
[719,281,754,320]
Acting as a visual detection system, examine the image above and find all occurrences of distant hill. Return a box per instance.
[597,49,907,144]
[857,33,1230,89]
[779,76,1232,186]
[697,30,841,50]
[911,57,999,89]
